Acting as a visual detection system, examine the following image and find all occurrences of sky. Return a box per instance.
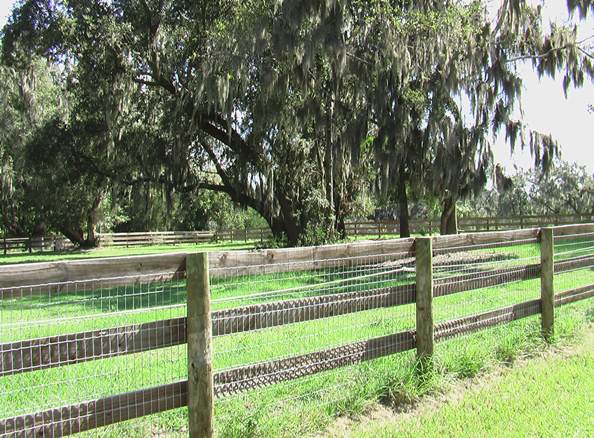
[0,0,592,173]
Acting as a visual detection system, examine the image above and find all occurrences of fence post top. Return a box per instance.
[415,236,433,245]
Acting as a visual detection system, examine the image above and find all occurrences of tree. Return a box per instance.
[528,161,594,216]
[0,57,66,237]
[462,160,594,218]
[369,1,593,235]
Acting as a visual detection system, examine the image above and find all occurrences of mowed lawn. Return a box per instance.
[0,240,260,265]
[346,329,594,438]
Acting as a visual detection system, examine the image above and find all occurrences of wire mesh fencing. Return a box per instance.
[553,230,594,305]
[429,237,545,370]
[209,248,417,435]
[1,224,593,437]
[0,272,188,436]
[432,238,542,329]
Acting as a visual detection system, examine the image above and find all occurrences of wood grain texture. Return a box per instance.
[0,380,188,437]
[0,317,186,377]
[555,284,594,306]
[540,228,555,339]
[0,239,414,289]
[433,263,541,297]
[2,223,591,289]
[415,237,433,360]
[212,283,416,336]
[433,228,540,252]
[550,223,594,237]
[186,253,214,438]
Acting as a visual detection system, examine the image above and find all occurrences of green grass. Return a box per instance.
[350,328,594,437]
[0,240,259,265]
[0,238,592,437]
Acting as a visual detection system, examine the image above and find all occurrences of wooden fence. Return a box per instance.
[346,213,593,237]
[1,235,75,255]
[0,224,593,436]
[0,228,273,255]
[2,214,591,255]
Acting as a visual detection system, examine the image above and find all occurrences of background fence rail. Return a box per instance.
[0,223,593,437]
[3,214,592,255]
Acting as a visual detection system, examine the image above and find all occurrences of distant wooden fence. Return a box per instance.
[346,214,593,237]
[0,235,75,255]
[1,228,273,255]
[3,215,591,255]
[0,224,593,436]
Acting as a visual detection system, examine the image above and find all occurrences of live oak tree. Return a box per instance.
[0,58,67,238]
[369,0,593,235]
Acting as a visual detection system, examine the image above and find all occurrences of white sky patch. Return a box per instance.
[1,0,592,173]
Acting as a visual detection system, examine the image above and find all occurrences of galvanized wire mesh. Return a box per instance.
[0,272,187,433]
[553,231,594,295]
[432,238,541,327]
[1,227,592,436]
[210,249,416,434]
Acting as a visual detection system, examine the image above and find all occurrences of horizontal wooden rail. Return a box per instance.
[556,254,594,272]
[213,330,416,397]
[434,263,540,297]
[0,380,188,437]
[0,317,186,377]
[2,224,592,289]
[212,283,416,336]
[554,284,594,306]
[0,239,415,288]
[434,299,542,341]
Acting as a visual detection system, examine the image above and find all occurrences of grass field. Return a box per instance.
[0,240,259,265]
[343,328,594,437]
[0,237,593,437]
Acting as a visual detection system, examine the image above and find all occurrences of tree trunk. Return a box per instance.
[397,164,410,238]
[267,214,301,246]
[440,197,458,235]
[59,226,86,248]
[84,195,102,247]
[336,214,346,239]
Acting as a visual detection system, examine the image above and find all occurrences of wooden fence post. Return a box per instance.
[187,253,214,438]
[415,236,434,370]
[540,227,554,341]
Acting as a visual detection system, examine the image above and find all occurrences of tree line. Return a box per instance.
[0,0,592,247]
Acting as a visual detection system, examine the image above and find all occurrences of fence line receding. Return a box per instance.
[0,223,593,437]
